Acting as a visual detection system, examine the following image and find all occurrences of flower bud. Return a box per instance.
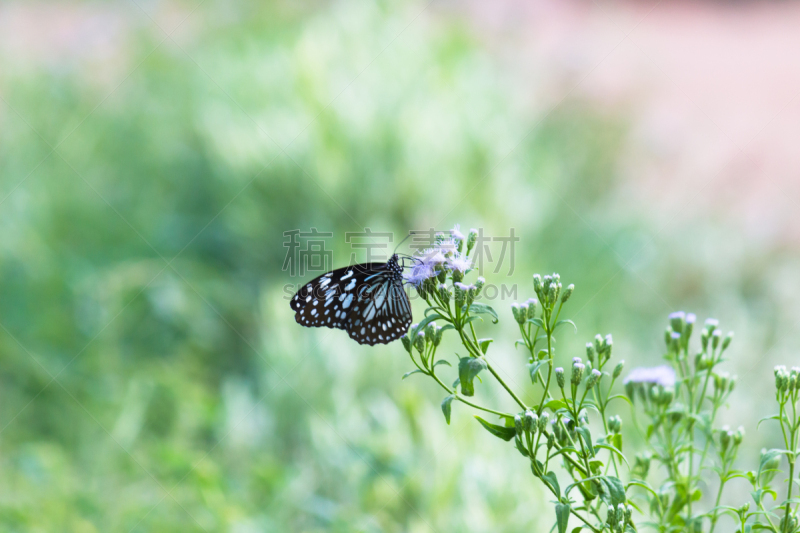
[722,331,733,350]
[524,410,538,434]
[661,387,674,405]
[454,282,467,306]
[606,507,616,526]
[684,313,696,342]
[669,331,681,354]
[538,412,549,433]
[608,415,622,434]
[547,432,555,449]
[452,269,463,283]
[571,363,585,385]
[734,426,744,446]
[547,283,558,304]
[437,268,447,283]
[603,334,613,357]
[714,372,729,394]
[533,274,543,295]
[401,334,412,353]
[511,303,526,325]
[438,283,450,304]
[701,329,710,351]
[433,325,444,347]
[720,429,731,453]
[586,368,602,389]
[586,343,596,365]
[616,503,625,524]
[711,329,722,350]
[519,302,529,320]
[542,275,552,293]
[775,366,787,391]
[425,322,436,341]
[625,505,633,523]
[555,367,565,388]
[739,502,750,515]
[594,334,604,354]
[474,277,485,297]
[664,327,673,349]
[514,414,523,435]
[613,360,624,379]
[466,229,478,253]
[625,381,636,403]
[561,284,574,303]
[525,298,538,319]
[669,311,686,334]
[466,285,477,307]
[414,331,425,353]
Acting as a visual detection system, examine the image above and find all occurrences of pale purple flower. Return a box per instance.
[451,224,465,242]
[435,238,459,256]
[624,365,676,388]
[419,248,447,265]
[446,252,472,273]
[454,282,475,292]
[403,265,435,287]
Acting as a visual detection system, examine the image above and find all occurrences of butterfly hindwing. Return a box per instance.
[345,278,412,345]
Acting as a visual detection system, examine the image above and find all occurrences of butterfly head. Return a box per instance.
[388,253,403,275]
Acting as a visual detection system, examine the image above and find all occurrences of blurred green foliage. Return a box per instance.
[1,1,780,532]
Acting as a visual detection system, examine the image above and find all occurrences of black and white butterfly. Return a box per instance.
[290,254,413,345]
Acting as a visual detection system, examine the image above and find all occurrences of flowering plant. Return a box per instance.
[395,226,800,533]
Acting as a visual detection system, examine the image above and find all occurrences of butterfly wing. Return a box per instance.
[344,276,412,345]
[290,263,386,332]
[291,262,412,345]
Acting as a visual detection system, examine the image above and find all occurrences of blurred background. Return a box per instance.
[2,0,800,531]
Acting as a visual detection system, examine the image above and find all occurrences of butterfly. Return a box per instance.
[290,253,413,345]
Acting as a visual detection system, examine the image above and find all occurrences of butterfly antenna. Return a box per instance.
[393,231,416,255]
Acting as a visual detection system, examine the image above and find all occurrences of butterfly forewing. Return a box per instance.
[291,256,412,345]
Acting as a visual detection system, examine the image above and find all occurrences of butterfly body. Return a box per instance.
[290,254,412,345]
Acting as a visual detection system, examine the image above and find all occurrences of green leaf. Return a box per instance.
[756,414,782,429]
[576,426,595,456]
[468,303,498,323]
[555,502,570,533]
[595,444,630,468]
[527,360,547,384]
[545,399,569,412]
[527,317,545,328]
[599,476,626,506]
[514,435,529,457]
[478,338,493,354]
[433,359,451,368]
[554,319,577,334]
[542,471,561,497]
[441,395,455,425]
[458,356,487,397]
[611,433,623,452]
[474,415,516,441]
[402,369,425,380]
